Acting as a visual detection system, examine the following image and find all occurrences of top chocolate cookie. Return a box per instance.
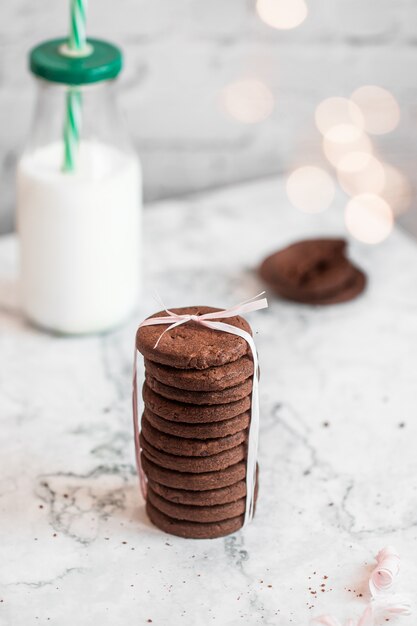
[136,306,252,369]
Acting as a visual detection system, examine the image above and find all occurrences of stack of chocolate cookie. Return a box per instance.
[136,306,257,539]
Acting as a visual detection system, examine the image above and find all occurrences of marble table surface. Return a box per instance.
[1,177,416,626]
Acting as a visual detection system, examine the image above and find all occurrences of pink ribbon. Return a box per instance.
[132,293,268,524]
[356,607,373,626]
[376,597,411,616]
[311,547,410,626]
[369,546,400,597]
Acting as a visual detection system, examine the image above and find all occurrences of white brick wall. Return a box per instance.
[1,0,416,232]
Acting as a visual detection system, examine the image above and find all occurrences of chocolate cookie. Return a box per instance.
[146,501,244,539]
[259,238,366,305]
[144,408,251,440]
[147,464,258,506]
[144,356,254,392]
[143,385,251,423]
[299,267,366,305]
[141,416,247,457]
[136,306,252,369]
[147,487,246,523]
[140,433,246,473]
[145,373,253,405]
[141,455,247,490]
[147,478,248,506]
[260,239,348,293]
[267,264,365,304]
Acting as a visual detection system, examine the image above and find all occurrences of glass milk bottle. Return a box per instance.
[17,38,141,334]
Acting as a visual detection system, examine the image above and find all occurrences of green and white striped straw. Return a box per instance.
[68,0,88,51]
[63,88,82,172]
[62,0,88,172]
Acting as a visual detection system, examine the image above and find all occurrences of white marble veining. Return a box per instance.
[0,177,416,625]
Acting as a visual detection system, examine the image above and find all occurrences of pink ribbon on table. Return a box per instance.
[369,546,400,597]
[311,547,410,626]
[132,293,268,524]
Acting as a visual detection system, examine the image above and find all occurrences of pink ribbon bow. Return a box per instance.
[132,293,268,524]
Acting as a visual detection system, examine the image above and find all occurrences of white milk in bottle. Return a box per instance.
[17,37,141,333]
[18,141,140,333]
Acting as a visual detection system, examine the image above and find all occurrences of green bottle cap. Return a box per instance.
[29,37,123,85]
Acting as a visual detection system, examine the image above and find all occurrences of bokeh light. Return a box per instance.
[381,164,412,216]
[221,79,275,124]
[345,194,394,244]
[337,154,385,196]
[337,151,372,173]
[286,166,335,213]
[351,86,400,135]
[256,0,308,30]
[323,129,373,168]
[315,97,364,136]
[325,123,363,143]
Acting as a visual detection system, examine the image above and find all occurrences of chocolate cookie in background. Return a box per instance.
[258,238,366,305]
[135,305,261,539]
